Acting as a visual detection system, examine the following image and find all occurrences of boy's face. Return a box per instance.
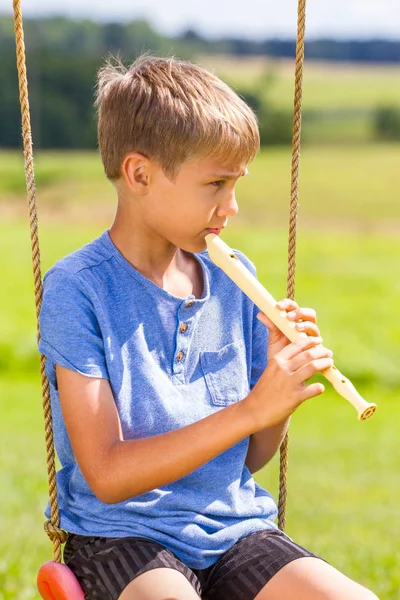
[135,156,248,254]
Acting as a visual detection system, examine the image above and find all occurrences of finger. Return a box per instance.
[294,321,320,337]
[258,313,290,343]
[258,313,320,350]
[277,335,323,361]
[287,307,317,323]
[257,312,279,330]
[276,299,299,312]
[290,344,333,373]
[297,382,325,403]
[294,357,334,384]
[257,312,271,325]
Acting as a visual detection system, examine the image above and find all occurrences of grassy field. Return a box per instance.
[1,145,399,598]
[198,56,400,144]
[200,56,400,111]
[2,143,400,228]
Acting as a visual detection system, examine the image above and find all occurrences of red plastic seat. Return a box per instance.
[37,561,85,600]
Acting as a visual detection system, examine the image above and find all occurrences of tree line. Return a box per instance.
[2,17,400,61]
[1,16,400,149]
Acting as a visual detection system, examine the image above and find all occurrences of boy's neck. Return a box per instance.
[109,215,203,299]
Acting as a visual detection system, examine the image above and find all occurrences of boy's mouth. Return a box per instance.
[206,227,225,235]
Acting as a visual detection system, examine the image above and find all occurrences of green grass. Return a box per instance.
[0,150,106,195]
[270,62,400,111]
[1,144,399,598]
[0,378,50,600]
[235,144,400,226]
[200,56,400,111]
[230,228,400,389]
[302,112,372,144]
[197,57,400,143]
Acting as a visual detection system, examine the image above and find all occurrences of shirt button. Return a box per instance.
[179,323,188,333]
[185,300,194,308]
[176,351,184,361]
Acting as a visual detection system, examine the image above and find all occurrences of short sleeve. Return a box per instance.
[38,268,109,379]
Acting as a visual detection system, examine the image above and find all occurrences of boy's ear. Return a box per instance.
[121,153,151,193]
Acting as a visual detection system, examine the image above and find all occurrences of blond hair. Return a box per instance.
[95,55,260,180]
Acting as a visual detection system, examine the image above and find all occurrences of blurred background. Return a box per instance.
[0,1,399,598]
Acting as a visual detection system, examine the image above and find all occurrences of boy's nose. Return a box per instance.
[217,192,239,218]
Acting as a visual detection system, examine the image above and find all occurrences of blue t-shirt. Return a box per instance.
[39,230,278,569]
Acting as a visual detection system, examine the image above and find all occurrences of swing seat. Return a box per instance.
[37,561,85,600]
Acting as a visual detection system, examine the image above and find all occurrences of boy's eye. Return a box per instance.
[210,180,225,188]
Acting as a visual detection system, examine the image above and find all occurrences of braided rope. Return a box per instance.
[278,0,307,531]
[13,0,64,562]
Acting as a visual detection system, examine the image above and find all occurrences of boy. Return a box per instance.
[39,55,378,600]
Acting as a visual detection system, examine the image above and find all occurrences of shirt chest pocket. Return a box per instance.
[200,341,250,406]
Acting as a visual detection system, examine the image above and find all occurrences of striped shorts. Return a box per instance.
[63,528,319,599]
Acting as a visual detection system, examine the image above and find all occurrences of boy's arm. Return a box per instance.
[56,365,257,504]
[245,418,290,474]
[56,334,330,504]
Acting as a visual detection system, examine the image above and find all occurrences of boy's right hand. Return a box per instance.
[246,335,333,430]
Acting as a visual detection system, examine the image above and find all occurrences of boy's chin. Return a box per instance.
[193,239,208,254]
[180,237,208,254]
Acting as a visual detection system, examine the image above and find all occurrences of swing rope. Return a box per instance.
[13,0,67,563]
[278,0,307,531]
[13,0,307,558]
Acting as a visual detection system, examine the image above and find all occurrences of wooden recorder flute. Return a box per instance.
[205,234,377,422]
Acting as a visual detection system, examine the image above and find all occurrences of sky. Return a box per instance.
[2,0,400,39]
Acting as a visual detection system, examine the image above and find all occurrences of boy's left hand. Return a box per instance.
[257,299,321,360]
